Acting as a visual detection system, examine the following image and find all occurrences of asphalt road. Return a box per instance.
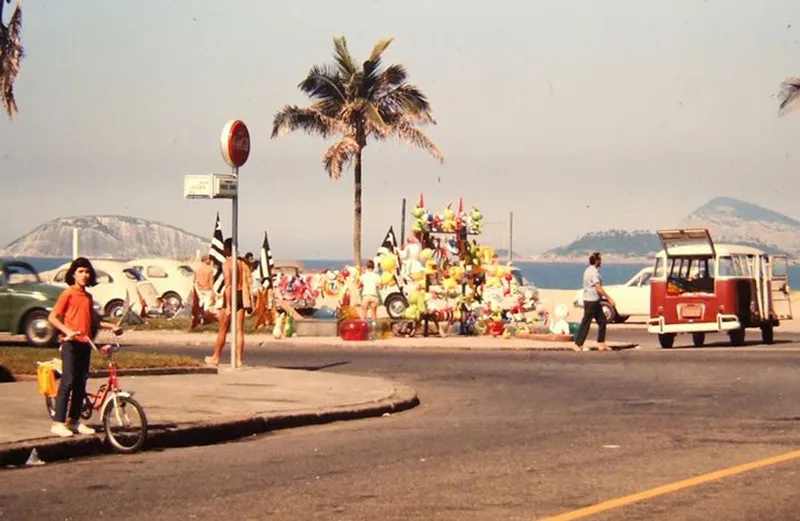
[2,334,799,520]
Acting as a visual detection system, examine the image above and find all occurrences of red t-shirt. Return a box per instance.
[52,286,94,341]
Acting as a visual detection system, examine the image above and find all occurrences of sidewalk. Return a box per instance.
[0,366,418,466]
[122,330,639,351]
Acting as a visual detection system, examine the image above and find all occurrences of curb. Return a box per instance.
[5,366,217,383]
[0,384,419,467]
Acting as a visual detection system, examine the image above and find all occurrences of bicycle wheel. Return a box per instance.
[45,396,57,420]
[103,395,147,454]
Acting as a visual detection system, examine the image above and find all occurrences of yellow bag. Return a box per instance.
[36,359,62,397]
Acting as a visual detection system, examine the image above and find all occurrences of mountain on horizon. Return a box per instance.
[0,215,208,260]
[540,197,799,260]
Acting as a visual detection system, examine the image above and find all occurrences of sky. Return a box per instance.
[2,0,800,259]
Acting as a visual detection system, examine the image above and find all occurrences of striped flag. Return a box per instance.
[378,226,399,257]
[208,213,226,294]
[254,231,275,290]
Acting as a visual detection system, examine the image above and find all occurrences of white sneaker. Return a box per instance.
[71,423,96,435]
[50,423,74,438]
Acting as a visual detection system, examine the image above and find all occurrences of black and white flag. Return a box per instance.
[254,231,275,290]
[209,212,226,294]
[377,226,399,257]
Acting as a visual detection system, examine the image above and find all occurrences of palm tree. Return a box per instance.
[0,0,23,118]
[271,36,444,268]
[778,77,800,117]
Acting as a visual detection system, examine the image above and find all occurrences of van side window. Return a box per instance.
[718,256,734,277]
[653,258,664,278]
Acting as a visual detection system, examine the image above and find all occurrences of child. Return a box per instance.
[48,257,122,438]
[359,260,383,323]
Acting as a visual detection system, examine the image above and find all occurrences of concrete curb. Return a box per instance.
[0,384,419,467]
[7,366,217,383]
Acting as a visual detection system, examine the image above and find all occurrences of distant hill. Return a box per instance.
[538,197,798,262]
[0,215,208,260]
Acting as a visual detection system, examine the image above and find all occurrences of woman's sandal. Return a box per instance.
[204,356,219,366]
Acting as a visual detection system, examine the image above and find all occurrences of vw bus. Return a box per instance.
[647,229,792,348]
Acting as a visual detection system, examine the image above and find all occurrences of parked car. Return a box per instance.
[43,260,161,318]
[0,259,62,346]
[573,266,654,323]
[128,258,195,316]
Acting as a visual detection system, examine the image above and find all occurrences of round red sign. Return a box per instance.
[220,119,251,168]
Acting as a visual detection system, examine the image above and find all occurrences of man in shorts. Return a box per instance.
[359,260,383,323]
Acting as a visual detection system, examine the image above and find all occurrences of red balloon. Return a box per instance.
[504,273,512,281]
[342,268,350,278]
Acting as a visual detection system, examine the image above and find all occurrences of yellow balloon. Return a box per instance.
[381,272,396,286]
[380,254,397,273]
[420,248,433,261]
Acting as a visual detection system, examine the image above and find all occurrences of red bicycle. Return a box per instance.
[44,333,148,454]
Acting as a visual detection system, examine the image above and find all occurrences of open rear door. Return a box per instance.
[656,229,715,257]
[770,255,793,320]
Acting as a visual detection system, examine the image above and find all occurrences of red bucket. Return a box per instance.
[340,319,370,341]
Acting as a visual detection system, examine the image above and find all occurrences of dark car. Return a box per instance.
[0,259,62,347]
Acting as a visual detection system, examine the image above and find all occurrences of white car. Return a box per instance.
[128,258,195,316]
[42,260,161,318]
[573,266,653,323]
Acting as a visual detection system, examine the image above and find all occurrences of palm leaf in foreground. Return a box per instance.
[0,0,24,118]
[778,78,800,117]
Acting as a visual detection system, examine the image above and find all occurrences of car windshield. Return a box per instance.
[123,268,145,282]
[510,269,524,285]
[4,262,42,285]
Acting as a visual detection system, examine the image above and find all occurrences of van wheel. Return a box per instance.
[600,302,617,322]
[658,333,675,349]
[384,294,408,319]
[692,333,706,347]
[729,328,745,346]
[761,324,774,345]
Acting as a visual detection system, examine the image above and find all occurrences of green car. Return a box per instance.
[0,259,62,347]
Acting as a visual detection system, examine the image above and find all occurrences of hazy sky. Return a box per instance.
[2,0,800,258]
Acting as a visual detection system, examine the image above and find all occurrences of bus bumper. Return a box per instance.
[647,314,741,334]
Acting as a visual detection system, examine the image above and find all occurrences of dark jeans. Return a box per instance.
[574,300,607,347]
[54,341,91,423]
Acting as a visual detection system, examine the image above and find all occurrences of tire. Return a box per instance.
[161,292,182,317]
[600,302,617,323]
[45,396,57,420]
[384,293,408,319]
[23,310,58,347]
[103,395,148,454]
[692,332,706,347]
[658,333,675,349]
[761,324,774,345]
[729,328,745,346]
[105,300,125,319]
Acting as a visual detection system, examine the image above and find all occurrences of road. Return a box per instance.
[2,330,799,520]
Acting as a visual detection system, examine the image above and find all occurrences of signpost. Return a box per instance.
[184,120,250,369]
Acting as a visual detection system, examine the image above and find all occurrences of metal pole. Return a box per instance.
[508,211,514,265]
[231,166,239,369]
[400,198,406,243]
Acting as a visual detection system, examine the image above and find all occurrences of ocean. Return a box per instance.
[14,256,800,290]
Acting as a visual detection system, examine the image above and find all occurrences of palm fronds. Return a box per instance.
[778,78,800,117]
[0,0,24,118]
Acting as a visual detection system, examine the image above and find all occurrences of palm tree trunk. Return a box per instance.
[353,147,363,269]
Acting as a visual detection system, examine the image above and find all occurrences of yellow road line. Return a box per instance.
[539,449,800,521]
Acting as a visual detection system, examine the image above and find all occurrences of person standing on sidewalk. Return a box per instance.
[359,260,382,323]
[47,257,122,438]
[574,252,614,351]
[205,239,252,368]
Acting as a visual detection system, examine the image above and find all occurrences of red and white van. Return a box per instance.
[647,229,792,348]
